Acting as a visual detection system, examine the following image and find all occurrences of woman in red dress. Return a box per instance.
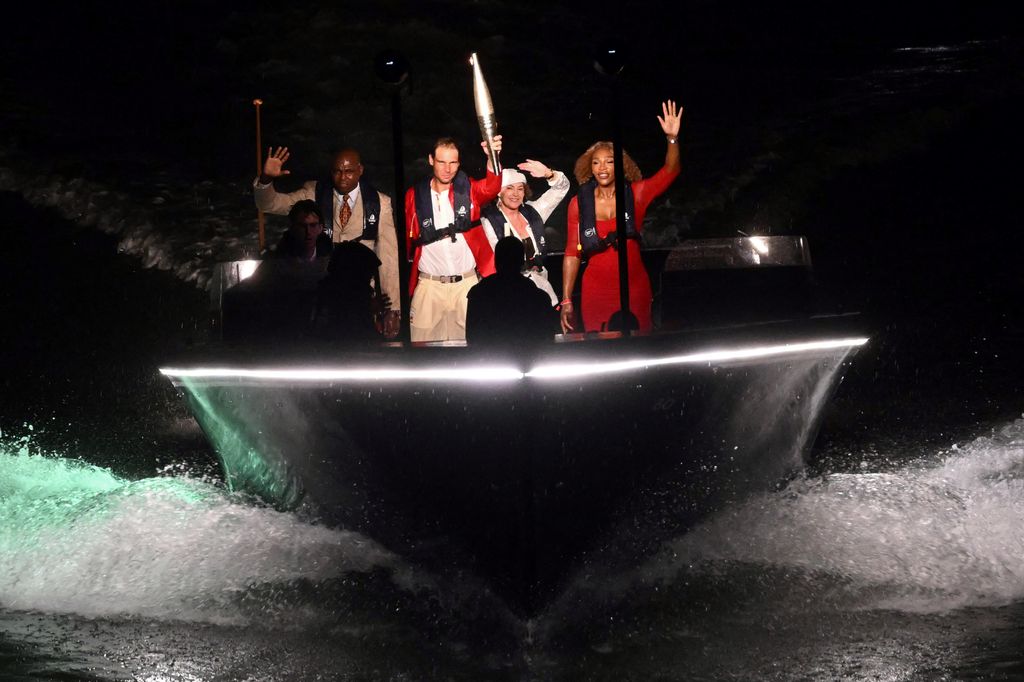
[560,100,682,333]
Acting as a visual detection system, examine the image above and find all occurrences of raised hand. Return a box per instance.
[480,134,503,155]
[657,100,683,138]
[518,159,554,179]
[481,134,503,173]
[262,146,291,180]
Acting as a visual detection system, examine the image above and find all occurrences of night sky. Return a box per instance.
[4,1,1013,173]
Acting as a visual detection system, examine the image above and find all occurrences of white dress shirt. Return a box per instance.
[418,186,477,276]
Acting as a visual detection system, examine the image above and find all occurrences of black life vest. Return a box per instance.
[412,172,478,245]
[480,203,547,268]
[481,204,546,249]
[315,180,381,242]
[576,179,639,257]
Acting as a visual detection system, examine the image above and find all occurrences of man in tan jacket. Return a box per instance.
[255,146,401,338]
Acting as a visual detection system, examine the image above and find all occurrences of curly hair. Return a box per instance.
[573,141,642,185]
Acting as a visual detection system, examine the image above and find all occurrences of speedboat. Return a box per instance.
[161,236,866,614]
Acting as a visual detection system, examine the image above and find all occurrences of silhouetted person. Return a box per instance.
[222,201,329,344]
[313,241,387,343]
[466,237,558,346]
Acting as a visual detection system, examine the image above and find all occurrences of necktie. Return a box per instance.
[339,194,352,229]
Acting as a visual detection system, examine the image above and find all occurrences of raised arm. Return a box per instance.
[518,159,570,222]
[471,137,503,205]
[632,100,685,214]
[253,146,316,215]
[657,100,683,174]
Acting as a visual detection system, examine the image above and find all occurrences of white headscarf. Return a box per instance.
[500,169,527,188]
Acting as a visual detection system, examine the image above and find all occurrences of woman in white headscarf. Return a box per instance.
[480,159,570,306]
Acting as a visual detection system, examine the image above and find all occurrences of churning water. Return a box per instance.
[2,419,1022,680]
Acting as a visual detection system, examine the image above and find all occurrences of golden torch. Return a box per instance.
[470,52,501,173]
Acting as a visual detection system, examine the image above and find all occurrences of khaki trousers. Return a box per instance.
[409,273,479,342]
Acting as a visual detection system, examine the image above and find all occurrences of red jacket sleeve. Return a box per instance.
[632,165,680,228]
[404,186,417,245]
[404,186,420,296]
[469,170,501,217]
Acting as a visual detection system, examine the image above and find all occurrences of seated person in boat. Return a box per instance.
[466,237,558,346]
[272,200,332,261]
[480,162,570,307]
[312,241,387,343]
[221,201,330,344]
[255,146,401,338]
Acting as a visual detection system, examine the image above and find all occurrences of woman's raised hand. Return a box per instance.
[657,100,683,139]
[518,159,553,179]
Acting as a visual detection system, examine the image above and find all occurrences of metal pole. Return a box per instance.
[595,47,635,334]
[391,90,410,336]
[375,50,412,341]
[253,98,266,254]
[611,79,633,335]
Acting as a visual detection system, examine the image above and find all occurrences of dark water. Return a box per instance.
[1,3,1023,680]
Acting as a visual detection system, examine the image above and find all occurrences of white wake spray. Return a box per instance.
[0,444,412,623]
[653,418,1024,612]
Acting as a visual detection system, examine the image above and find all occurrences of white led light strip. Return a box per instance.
[526,337,869,379]
[160,337,867,383]
[159,366,525,382]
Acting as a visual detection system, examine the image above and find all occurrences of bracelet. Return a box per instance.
[667,137,678,144]
[560,299,573,307]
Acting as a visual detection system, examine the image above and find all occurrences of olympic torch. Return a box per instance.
[470,52,501,173]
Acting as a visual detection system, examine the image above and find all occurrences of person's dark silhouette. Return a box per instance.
[313,241,386,343]
[466,237,558,346]
[221,201,331,345]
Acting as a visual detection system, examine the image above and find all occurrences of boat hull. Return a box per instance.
[164,320,864,613]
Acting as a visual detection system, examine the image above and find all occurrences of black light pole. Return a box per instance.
[595,47,637,334]
[374,50,411,340]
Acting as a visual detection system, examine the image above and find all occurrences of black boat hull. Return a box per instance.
[163,319,865,613]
